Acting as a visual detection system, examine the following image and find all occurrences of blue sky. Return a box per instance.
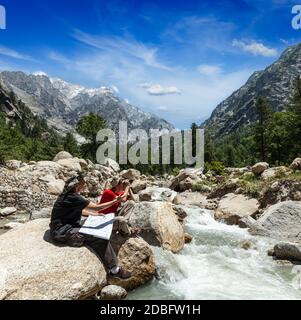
[0,0,300,129]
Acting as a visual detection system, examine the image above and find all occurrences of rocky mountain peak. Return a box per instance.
[203,42,301,137]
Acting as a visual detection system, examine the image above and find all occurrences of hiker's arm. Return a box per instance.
[120,186,130,203]
[128,188,137,202]
[86,196,122,212]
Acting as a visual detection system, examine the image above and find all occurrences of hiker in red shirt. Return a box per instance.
[99,177,136,235]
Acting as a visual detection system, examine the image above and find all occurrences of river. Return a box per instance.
[127,207,301,300]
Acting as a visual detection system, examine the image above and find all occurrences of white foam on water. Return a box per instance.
[128,207,301,300]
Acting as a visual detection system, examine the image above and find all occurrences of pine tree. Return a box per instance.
[254,96,272,162]
[64,132,80,157]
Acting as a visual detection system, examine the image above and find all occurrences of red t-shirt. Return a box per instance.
[99,189,123,214]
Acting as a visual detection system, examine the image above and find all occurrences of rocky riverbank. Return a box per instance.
[0,153,301,299]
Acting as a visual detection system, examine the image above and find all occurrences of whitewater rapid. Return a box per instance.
[127,207,301,300]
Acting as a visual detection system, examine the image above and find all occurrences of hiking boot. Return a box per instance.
[109,268,132,279]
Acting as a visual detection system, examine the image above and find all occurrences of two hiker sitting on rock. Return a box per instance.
[49,173,132,279]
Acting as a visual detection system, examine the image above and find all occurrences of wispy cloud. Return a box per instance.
[197,64,222,76]
[72,29,172,71]
[140,83,181,96]
[0,46,35,61]
[232,39,278,57]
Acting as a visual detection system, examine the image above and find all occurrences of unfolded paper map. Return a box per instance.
[79,213,115,240]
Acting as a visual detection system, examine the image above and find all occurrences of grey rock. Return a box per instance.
[100,285,127,300]
[252,162,269,175]
[290,158,301,171]
[0,207,17,217]
[53,151,73,162]
[273,242,301,262]
[139,187,177,203]
[252,201,301,241]
[129,201,185,253]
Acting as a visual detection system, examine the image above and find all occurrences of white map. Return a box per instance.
[79,213,115,241]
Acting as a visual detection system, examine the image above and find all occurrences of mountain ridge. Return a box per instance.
[0,71,174,136]
[202,43,301,137]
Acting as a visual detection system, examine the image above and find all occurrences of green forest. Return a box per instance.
[0,77,301,175]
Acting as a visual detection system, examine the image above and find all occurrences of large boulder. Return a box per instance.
[129,202,185,253]
[290,158,301,171]
[0,219,155,300]
[0,207,17,217]
[131,180,147,194]
[215,193,259,225]
[53,151,73,162]
[109,237,156,291]
[252,162,269,175]
[57,159,82,172]
[249,201,301,242]
[273,242,301,262]
[139,187,177,203]
[169,168,204,191]
[0,219,107,300]
[261,166,287,180]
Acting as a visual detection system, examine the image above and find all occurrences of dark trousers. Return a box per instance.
[50,225,118,270]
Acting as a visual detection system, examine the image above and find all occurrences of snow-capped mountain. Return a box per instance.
[203,42,301,137]
[0,71,174,134]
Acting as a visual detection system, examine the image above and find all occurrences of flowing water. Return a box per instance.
[127,207,301,300]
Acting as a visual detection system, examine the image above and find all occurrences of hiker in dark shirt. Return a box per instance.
[49,173,131,279]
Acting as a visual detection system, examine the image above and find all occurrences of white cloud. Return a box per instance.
[72,29,172,71]
[232,39,278,57]
[140,83,181,96]
[197,64,222,76]
[0,46,34,61]
[157,105,167,111]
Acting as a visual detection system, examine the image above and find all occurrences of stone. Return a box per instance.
[0,219,107,300]
[57,159,82,172]
[99,285,127,300]
[238,216,257,229]
[131,180,147,194]
[184,233,193,244]
[129,201,185,253]
[290,158,301,171]
[241,240,252,250]
[47,179,65,195]
[273,242,301,262]
[3,222,23,231]
[173,205,189,220]
[252,162,269,175]
[5,160,22,170]
[169,168,204,191]
[121,169,141,181]
[172,191,209,208]
[215,193,259,225]
[139,187,177,203]
[104,158,120,172]
[108,237,156,291]
[0,207,17,217]
[53,151,73,162]
[250,201,301,242]
[261,167,287,180]
[30,208,52,220]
